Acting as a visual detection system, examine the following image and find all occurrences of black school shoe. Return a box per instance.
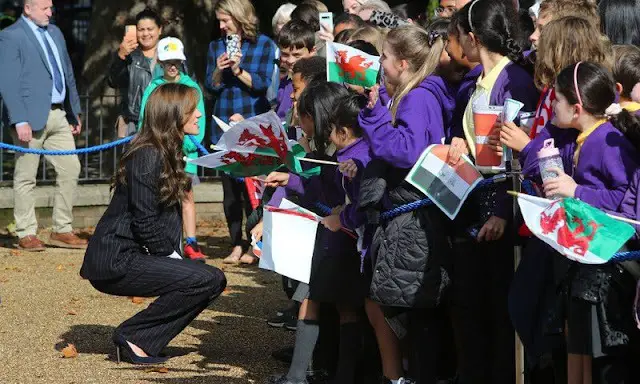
[268,305,297,328]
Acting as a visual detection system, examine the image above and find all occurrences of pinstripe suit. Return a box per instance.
[80,146,226,356]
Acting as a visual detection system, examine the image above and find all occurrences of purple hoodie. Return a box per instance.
[485,61,540,220]
[275,77,293,120]
[449,65,483,141]
[520,121,639,212]
[358,75,456,168]
[336,138,373,230]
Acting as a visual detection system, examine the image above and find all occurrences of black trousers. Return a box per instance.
[91,255,227,356]
[450,238,515,384]
[222,174,253,249]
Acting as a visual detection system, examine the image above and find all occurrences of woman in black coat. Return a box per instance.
[80,83,226,364]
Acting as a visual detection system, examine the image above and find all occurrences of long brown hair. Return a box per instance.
[534,16,611,90]
[385,25,445,123]
[114,83,198,205]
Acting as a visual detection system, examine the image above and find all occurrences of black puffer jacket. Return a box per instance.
[108,49,188,123]
[359,159,451,308]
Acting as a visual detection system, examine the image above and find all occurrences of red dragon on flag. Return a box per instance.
[540,206,600,257]
[334,50,374,82]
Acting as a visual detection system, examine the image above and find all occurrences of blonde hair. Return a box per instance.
[302,0,329,12]
[357,0,392,13]
[534,16,611,89]
[214,0,259,41]
[348,25,384,54]
[385,25,444,123]
[538,0,600,28]
[272,3,296,34]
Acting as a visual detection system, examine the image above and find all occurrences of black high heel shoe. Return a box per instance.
[113,332,169,365]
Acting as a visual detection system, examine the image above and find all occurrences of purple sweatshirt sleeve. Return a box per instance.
[267,187,287,207]
[519,128,551,183]
[574,140,636,211]
[358,89,444,168]
[491,66,540,219]
[619,171,640,241]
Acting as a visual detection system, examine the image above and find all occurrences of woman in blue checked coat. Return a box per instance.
[205,0,277,264]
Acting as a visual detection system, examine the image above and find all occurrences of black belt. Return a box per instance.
[51,103,63,110]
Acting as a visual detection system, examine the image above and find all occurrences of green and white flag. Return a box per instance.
[188,111,319,177]
[326,42,380,88]
[517,194,635,264]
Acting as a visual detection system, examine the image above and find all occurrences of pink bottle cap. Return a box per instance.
[537,138,559,159]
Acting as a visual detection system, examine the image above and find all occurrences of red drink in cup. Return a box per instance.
[473,106,503,170]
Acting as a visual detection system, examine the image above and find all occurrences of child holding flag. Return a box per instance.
[265,82,369,384]
[357,24,455,384]
[523,62,640,383]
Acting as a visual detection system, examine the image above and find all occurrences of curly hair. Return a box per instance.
[114,83,198,206]
[214,0,259,41]
[534,16,611,89]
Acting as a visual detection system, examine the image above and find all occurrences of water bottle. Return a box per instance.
[537,138,563,199]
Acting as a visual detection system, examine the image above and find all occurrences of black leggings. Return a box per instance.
[221,174,253,249]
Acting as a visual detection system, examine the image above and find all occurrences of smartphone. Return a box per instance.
[226,34,241,58]
[125,25,136,41]
[319,12,334,33]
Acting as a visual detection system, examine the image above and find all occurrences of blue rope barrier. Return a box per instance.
[0,135,133,155]
[314,174,509,221]
[610,250,640,262]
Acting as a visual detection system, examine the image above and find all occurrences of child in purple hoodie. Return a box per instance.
[274,19,317,120]
[357,25,455,384]
[527,62,640,384]
[265,82,372,384]
[448,1,540,383]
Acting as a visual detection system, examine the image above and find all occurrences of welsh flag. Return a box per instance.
[517,194,635,264]
[245,177,266,209]
[188,111,319,177]
[326,42,380,88]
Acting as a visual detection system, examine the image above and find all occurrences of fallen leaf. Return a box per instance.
[131,297,145,304]
[61,343,78,358]
[222,288,242,296]
[70,297,80,302]
[67,310,77,316]
[144,367,169,373]
[56,265,64,271]
[10,250,21,256]
[0,278,8,283]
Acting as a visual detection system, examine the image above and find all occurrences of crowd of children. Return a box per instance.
[218,1,640,384]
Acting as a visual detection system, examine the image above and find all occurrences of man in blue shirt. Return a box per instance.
[0,0,86,251]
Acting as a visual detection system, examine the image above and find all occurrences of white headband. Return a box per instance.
[468,0,480,32]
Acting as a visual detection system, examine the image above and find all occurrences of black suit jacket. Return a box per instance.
[80,146,182,281]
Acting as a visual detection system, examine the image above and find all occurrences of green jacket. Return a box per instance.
[138,73,206,175]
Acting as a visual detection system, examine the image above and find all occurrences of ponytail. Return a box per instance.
[385,26,444,124]
[610,109,640,151]
[459,0,529,70]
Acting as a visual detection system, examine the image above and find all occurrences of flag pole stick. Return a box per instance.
[506,154,525,384]
[298,157,340,166]
[508,191,640,226]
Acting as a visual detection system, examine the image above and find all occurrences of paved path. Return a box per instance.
[0,223,293,383]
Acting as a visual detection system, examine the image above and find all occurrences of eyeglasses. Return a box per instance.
[435,6,457,18]
[161,61,183,68]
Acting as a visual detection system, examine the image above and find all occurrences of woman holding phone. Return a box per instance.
[109,9,167,137]
[205,0,276,264]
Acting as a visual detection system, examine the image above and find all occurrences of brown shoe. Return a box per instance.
[17,235,46,252]
[49,232,88,249]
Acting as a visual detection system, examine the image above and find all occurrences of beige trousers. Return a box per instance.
[11,109,81,238]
